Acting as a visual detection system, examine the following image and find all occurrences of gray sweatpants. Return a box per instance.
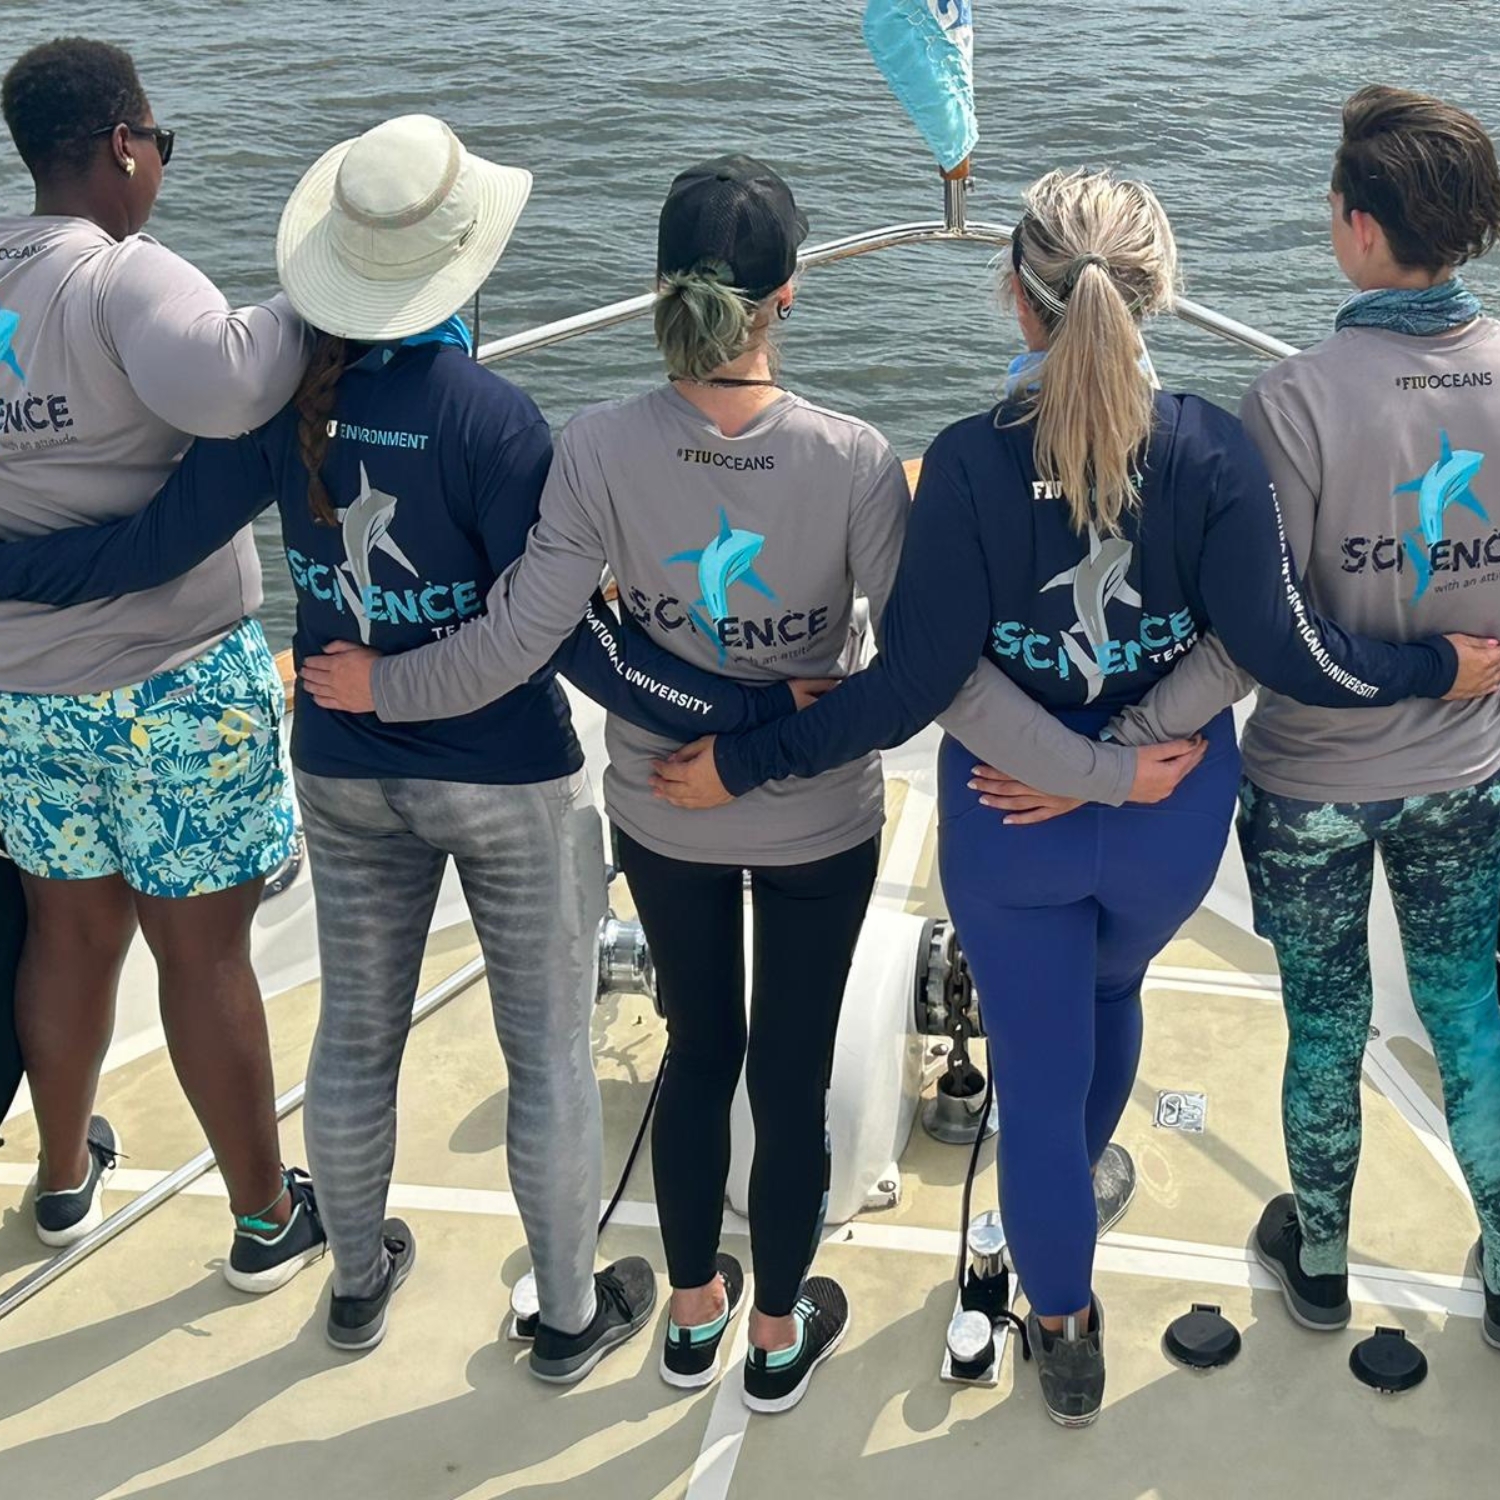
[297,768,605,1331]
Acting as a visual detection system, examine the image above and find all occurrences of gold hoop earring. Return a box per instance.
[123,157,136,177]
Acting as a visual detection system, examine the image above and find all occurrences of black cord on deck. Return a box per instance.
[597,1046,667,1235]
[955,1041,994,1285]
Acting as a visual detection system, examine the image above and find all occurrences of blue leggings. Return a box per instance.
[937,709,1240,1315]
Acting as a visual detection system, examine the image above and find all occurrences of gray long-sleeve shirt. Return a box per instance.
[0,216,309,693]
[369,383,1137,862]
[1109,319,1500,802]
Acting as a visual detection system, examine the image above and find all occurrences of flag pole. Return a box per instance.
[941,156,970,233]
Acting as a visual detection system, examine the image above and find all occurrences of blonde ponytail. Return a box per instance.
[654,262,775,382]
[1010,170,1179,536]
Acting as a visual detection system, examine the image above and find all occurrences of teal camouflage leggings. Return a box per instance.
[1239,773,1500,1288]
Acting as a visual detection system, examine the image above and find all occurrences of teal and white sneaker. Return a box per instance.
[224,1168,327,1294]
[660,1253,746,1390]
[742,1277,848,1414]
[34,1116,119,1248]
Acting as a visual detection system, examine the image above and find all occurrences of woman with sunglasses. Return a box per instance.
[0,39,323,1288]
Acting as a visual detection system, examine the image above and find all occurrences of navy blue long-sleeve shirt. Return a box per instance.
[0,342,791,783]
[714,392,1457,796]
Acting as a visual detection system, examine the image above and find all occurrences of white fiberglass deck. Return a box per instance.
[0,699,1491,1500]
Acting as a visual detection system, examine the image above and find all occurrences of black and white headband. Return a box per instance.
[1012,221,1119,319]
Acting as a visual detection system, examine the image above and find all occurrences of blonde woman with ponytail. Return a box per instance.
[651,167,1500,1427]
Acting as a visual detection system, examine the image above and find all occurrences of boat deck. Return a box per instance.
[0,742,1492,1500]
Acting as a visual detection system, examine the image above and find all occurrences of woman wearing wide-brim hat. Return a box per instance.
[0,112,801,1372]
[299,153,911,1414]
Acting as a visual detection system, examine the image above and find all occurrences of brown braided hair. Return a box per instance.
[294,332,350,526]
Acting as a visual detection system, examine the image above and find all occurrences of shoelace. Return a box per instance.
[87,1131,123,1175]
[596,1268,636,1324]
[285,1168,319,1224]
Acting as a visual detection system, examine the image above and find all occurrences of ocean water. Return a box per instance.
[3,0,1499,648]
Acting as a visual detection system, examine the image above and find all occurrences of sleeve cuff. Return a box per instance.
[756,681,797,726]
[714,734,761,798]
[369,657,398,722]
[1420,634,1458,698]
[1097,741,1138,806]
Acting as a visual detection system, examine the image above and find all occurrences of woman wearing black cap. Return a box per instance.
[304,152,1124,1410]
[301,154,918,1411]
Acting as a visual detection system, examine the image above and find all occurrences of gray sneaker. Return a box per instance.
[1093,1144,1136,1238]
[1468,1239,1499,1352]
[1026,1295,1105,1429]
[326,1220,416,1352]
[529,1257,658,1385]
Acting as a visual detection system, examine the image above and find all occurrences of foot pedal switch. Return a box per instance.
[507,1271,540,1342]
[940,1211,1014,1386]
[1350,1326,1427,1393]
[945,1309,998,1381]
[1163,1303,1241,1370]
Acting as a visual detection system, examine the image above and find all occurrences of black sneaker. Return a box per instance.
[1026,1295,1106,1429]
[1253,1194,1350,1331]
[530,1256,658,1385]
[1469,1239,1500,1352]
[661,1253,746,1390]
[742,1276,849,1415]
[224,1168,328,1294]
[1094,1143,1136,1237]
[326,1219,416,1352]
[35,1116,119,1248]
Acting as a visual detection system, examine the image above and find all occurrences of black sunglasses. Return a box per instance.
[88,122,175,168]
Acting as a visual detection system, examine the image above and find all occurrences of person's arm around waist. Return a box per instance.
[1104,631,1254,746]
[1199,420,1480,705]
[937,661,1139,805]
[303,420,617,720]
[709,454,994,795]
[101,239,310,437]
[0,432,277,605]
[554,591,797,736]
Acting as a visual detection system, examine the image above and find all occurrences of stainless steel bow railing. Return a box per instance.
[476,192,1298,367]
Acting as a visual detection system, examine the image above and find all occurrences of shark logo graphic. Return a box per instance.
[0,309,25,383]
[1394,430,1488,601]
[1040,524,1143,702]
[664,507,777,661]
[337,462,418,642]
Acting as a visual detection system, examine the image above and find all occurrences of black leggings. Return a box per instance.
[617,830,879,1317]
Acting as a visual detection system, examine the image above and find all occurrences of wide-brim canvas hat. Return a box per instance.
[277,114,532,342]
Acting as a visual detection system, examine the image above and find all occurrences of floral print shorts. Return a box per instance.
[0,620,295,898]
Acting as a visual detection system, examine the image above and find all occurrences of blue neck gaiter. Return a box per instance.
[401,313,474,354]
[1334,278,1482,337]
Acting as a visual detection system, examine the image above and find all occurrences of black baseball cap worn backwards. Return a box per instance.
[657,154,810,302]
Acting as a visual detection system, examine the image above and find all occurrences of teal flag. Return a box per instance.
[863,0,977,173]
